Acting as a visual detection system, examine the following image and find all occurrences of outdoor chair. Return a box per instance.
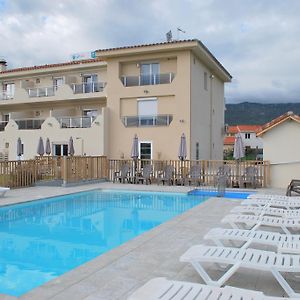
[205,227,300,254]
[214,164,232,187]
[128,277,293,300]
[157,165,174,185]
[242,197,300,209]
[286,179,300,196]
[180,244,300,297]
[113,163,130,183]
[241,166,259,188]
[0,187,9,197]
[185,165,202,186]
[135,164,153,185]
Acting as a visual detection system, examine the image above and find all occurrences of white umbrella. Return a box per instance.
[233,132,245,187]
[131,134,139,159]
[68,137,75,156]
[233,132,245,160]
[45,138,51,155]
[178,133,187,161]
[17,137,23,159]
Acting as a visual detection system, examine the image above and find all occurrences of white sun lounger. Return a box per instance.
[248,194,300,200]
[0,187,9,197]
[242,198,300,209]
[204,227,300,253]
[180,245,300,297]
[128,277,295,300]
[222,214,300,234]
[231,205,300,218]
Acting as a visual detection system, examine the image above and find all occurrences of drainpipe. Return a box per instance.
[209,74,214,160]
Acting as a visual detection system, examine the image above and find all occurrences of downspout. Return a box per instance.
[209,74,214,159]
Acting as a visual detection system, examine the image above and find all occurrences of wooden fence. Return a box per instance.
[108,159,270,188]
[0,156,108,188]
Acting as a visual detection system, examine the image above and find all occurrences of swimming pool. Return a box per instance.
[188,189,254,199]
[0,189,207,296]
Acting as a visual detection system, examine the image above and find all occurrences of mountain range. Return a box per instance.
[225,102,300,125]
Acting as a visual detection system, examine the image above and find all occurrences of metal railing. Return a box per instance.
[71,82,106,94]
[122,114,173,127]
[15,119,45,130]
[27,86,55,97]
[121,73,175,87]
[0,121,8,131]
[0,91,14,100]
[56,116,96,128]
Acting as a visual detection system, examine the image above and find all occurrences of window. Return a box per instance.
[138,98,157,126]
[53,77,64,90]
[245,133,251,139]
[3,83,15,98]
[139,142,152,160]
[140,63,160,85]
[3,114,9,122]
[204,72,208,90]
[196,142,199,160]
[83,74,98,93]
[53,144,68,156]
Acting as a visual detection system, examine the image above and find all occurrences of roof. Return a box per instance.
[228,125,262,134]
[224,136,236,145]
[95,39,232,81]
[0,58,103,75]
[257,111,300,136]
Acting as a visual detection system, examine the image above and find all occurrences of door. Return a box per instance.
[138,98,157,126]
[139,142,152,160]
[83,74,98,93]
[140,63,159,85]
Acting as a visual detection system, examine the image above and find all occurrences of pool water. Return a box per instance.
[188,189,254,199]
[0,189,207,296]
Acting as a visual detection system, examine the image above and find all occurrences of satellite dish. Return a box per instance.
[166,30,172,42]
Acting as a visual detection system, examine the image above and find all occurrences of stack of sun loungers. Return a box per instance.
[128,193,300,299]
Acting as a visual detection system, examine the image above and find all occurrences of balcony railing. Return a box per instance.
[71,82,106,94]
[0,121,8,131]
[15,119,45,130]
[0,92,14,100]
[27,87,55,97]
[121,73,175,87]
[122,115,173,127]
[56,116,96,128]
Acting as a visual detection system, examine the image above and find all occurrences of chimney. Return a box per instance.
[0,58,7,72]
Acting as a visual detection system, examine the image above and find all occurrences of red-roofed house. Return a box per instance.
[257,111,300,188]
[224,125,263,151]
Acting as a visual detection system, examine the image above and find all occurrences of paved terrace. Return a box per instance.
[0,183,293,300]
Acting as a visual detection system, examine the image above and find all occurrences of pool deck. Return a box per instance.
[0,183,295,300]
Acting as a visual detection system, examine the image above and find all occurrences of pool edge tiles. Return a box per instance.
[0,189,208,297]
[188,189,256,199]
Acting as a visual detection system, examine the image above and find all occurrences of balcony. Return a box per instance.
[121,115,173,127]
[15,119,45,130]
[0,121,8,131]
[27,87,55,98]
[0,92,14,100]
[121,73,175,87]
[56,116,96,128]
[71,82,106,94]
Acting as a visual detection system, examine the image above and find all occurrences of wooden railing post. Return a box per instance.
[62,156,68,186]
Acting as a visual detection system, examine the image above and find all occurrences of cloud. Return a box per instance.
[0,0,300,103]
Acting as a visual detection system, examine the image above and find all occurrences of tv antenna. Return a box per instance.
[166,30,172,42]
[177,27,186,40]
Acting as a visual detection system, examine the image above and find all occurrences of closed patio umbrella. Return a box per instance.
[37,137,45,156]
[178,133,187,161]
[17,137,23,159]
[45,138,51,155]
[131,134,139,175]
[131,134,139,159]
[68,136,75,156]
[233,132,245,187]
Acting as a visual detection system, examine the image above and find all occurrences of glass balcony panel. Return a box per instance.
[15,119,44,130]
[122,115,172,127]
[72,82,105,94]
[121,73,174,87]
[0,121,8,131]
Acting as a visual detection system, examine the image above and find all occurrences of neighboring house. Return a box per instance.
[0,39,231,161]
[224,125,263,151]
[257,111,300,188]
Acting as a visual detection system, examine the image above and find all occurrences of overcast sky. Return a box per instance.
[0,0,299,104]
